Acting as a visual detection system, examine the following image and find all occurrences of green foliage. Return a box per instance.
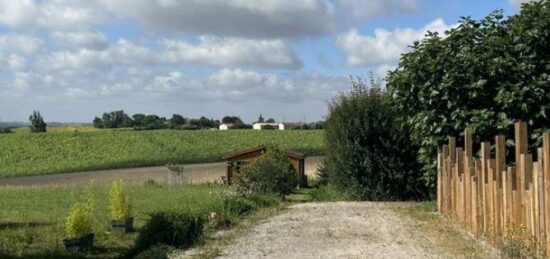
[109,179,131,221]
[236,145,298,198]
[133,244,173,259]
[247,194,280,208]
[0,128,13,134]
[132,212,205,255]
[29,110,47,133]
[324,78,428,200]
[0,129,324,178]
[100,110,133,129]
[0,184,233,257]
[310,185,353,202]
[387,1,550,190]
[65,190,95,238]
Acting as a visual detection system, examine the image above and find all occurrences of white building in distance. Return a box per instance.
[219,123,234,130]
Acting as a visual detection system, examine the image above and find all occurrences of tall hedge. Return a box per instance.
[324,79,429,200]
[387,1,550,189]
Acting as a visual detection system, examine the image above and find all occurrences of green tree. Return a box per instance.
[29,110,47,133]
[132,114,146,126]
[324,78,427,200]
[222,116,244,125]
[236,145,298,199]
[92,117,103,128]
[257,114,265,123]
[169,114,186,128]
[387,1,550,190]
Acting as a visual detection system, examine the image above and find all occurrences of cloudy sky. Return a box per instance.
[0,0,531,123]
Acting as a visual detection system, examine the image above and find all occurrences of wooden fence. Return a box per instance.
[437,121,550,253]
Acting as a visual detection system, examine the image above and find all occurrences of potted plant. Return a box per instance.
[63,200,95,252]
[109,179,133,233]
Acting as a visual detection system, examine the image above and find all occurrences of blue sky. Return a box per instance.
[0,0,530,123]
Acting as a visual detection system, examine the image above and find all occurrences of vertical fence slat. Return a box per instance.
[436,123,550,253]
[481,142,490,234]
[543,132,550,256]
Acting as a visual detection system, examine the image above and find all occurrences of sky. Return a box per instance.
[0,0,533,123]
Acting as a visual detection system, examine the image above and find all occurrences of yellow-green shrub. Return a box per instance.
[65,202,93,238]
[109,179,131,221]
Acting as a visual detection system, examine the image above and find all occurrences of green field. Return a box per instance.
[0,129,324,178]
[0,183,279,258]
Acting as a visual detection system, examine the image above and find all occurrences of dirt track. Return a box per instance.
[0,157,323,187]
[214,202,496,259]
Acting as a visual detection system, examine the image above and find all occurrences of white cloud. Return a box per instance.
[208,69,264,88]
[51,30,109,50]
[39,48,111,71]
[339,0,418,21]
[0,0,38,28]
[39,37,301,71]
[0,34,43,54]
[163,37,301,69]
[0,0,104,29]
[99,0,337,39]
[337,18,454,66]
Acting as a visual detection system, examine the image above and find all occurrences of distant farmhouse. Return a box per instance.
[252,122,304,130]
[219,123,234,130]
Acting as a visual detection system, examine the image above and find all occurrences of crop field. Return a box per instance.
[0,129,324,178]
[0,183,275,258]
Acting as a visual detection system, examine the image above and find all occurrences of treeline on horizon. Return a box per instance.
[92,110,324,131]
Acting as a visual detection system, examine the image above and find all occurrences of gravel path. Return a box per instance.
[0,157,323,187]
[215,202,492,259]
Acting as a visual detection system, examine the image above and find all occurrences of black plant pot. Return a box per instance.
[63,233,95,252]
[111,217,134,233]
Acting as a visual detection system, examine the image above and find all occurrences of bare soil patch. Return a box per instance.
[0,157,322,187]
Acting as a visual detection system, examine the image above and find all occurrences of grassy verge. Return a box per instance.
[0,183,280,258]
[393,201,497,259]
[0,129,324,178]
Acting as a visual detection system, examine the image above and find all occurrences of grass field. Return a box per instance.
[0,183,278,258]
[0,129,324,178]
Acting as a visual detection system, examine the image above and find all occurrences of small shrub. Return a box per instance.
[109,179,131,221]
[498,225,540,258]
[65,188,95,239]
[133,212,205,255]
[235,145,298,199]
[213,196,256,228]
[223,196,255,216]
[314,158,330,186]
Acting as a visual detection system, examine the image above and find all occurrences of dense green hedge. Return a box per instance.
[323,79,429,200]
[387,1,550,189]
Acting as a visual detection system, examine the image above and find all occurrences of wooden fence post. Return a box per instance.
[495,135,505,234]
[521,154,533,234]
[515,122,528,227]
[544,132,550,256]
[481,142,490,234]
[438,148,443,213]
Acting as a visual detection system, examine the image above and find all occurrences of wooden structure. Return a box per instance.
[223,146,306,185]
[437,121,550,253]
